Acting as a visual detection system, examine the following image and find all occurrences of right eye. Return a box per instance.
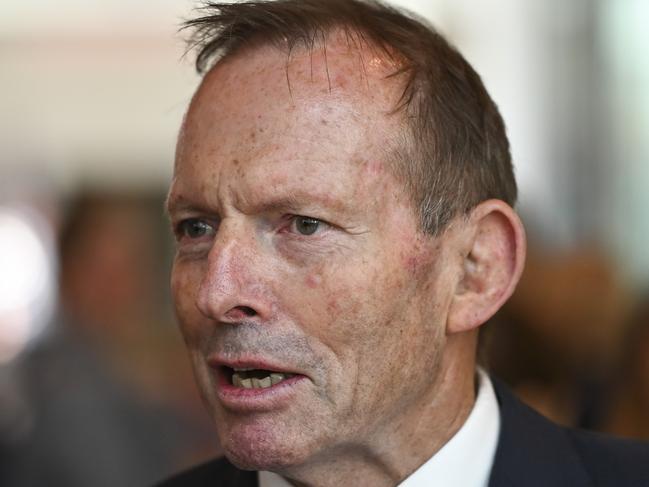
[175,219,215,240]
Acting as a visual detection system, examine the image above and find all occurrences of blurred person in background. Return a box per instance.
[599,293,649,439]
[485,247,632,429]
[5,192,217,487]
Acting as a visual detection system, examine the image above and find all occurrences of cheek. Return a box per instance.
[170,260,204,342]
[301,270,357,317]
[304,273,322,289]
[278,270,351,353]
[293,261,392,346]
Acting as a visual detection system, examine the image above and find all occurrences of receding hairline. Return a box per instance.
[182,0,433,115]
[184,0,422,70]
[195,24,412,114]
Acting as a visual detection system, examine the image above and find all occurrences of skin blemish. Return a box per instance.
[368,56,385,69]
[269,175,288,188]
[326,297,340,315]
[399,235,436,280]
[305,273,322,289]
[405,256,420,275]
[334,73,349,88]
[363,160,384,176]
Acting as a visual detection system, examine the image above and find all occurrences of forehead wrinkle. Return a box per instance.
[166,160,231,217]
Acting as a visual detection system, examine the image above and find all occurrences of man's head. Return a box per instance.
[167,0,525,484]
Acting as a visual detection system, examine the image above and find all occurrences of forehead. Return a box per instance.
[190,35,404,121]
[172,39,408,209]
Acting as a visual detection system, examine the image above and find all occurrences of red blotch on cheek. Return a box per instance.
[326,297,339,314]
[405,255,420,275]
[364,160,383,176]
[305,273,322,289]
[400,241,436,281]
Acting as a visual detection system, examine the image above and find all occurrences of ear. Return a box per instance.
[447,199,526,335]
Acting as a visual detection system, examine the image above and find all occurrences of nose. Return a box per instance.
[195,224,271,323]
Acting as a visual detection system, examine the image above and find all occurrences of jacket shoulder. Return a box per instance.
[489,376,649,487]
[567,428,649,486]
[154,457,257,487]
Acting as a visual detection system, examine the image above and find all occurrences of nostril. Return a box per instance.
[238,306,256,317]
[222,305,257,321]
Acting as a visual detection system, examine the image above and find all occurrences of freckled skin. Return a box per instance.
[169,39,476,487]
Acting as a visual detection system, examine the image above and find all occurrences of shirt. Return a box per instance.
[259,368,500,487]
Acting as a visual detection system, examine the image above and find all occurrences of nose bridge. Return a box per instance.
[205,231,244,296]
[196,219,261,320]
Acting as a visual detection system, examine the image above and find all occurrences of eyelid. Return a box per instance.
[174,217,217,240]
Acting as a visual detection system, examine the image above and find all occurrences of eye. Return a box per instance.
[176,218,215,240]
[292,216,322,236]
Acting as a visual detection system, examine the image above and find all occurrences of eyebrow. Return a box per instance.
[165,189,348,219]
[164,192,179,217]
[164,193,208,218]
[251,194,311,213]
[242,188,349,216]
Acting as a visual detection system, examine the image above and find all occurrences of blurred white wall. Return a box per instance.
[0,0,198,192]
[600,0,649,285]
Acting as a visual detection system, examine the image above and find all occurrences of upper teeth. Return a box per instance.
[232,371,290,389]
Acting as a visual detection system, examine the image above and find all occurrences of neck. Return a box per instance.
[279,334,479,487]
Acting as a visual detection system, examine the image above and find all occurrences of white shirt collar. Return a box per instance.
[259,368,500,487]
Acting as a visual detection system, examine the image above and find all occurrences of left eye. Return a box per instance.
[292,216,322,236]
[176,219,214,240]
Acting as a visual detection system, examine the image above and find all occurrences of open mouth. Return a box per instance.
[225,367,295,389]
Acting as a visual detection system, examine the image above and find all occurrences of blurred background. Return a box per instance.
[0,0,648,485]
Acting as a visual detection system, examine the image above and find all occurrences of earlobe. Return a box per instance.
[447,200,526,335]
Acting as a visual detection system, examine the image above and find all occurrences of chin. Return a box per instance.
[220,421,314,472]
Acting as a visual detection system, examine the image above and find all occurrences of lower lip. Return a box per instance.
[215,369,308,412]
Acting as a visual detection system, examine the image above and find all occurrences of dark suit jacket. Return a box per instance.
[157,378,649,486]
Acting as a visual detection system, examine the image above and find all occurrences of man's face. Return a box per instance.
[168,43,459,471]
